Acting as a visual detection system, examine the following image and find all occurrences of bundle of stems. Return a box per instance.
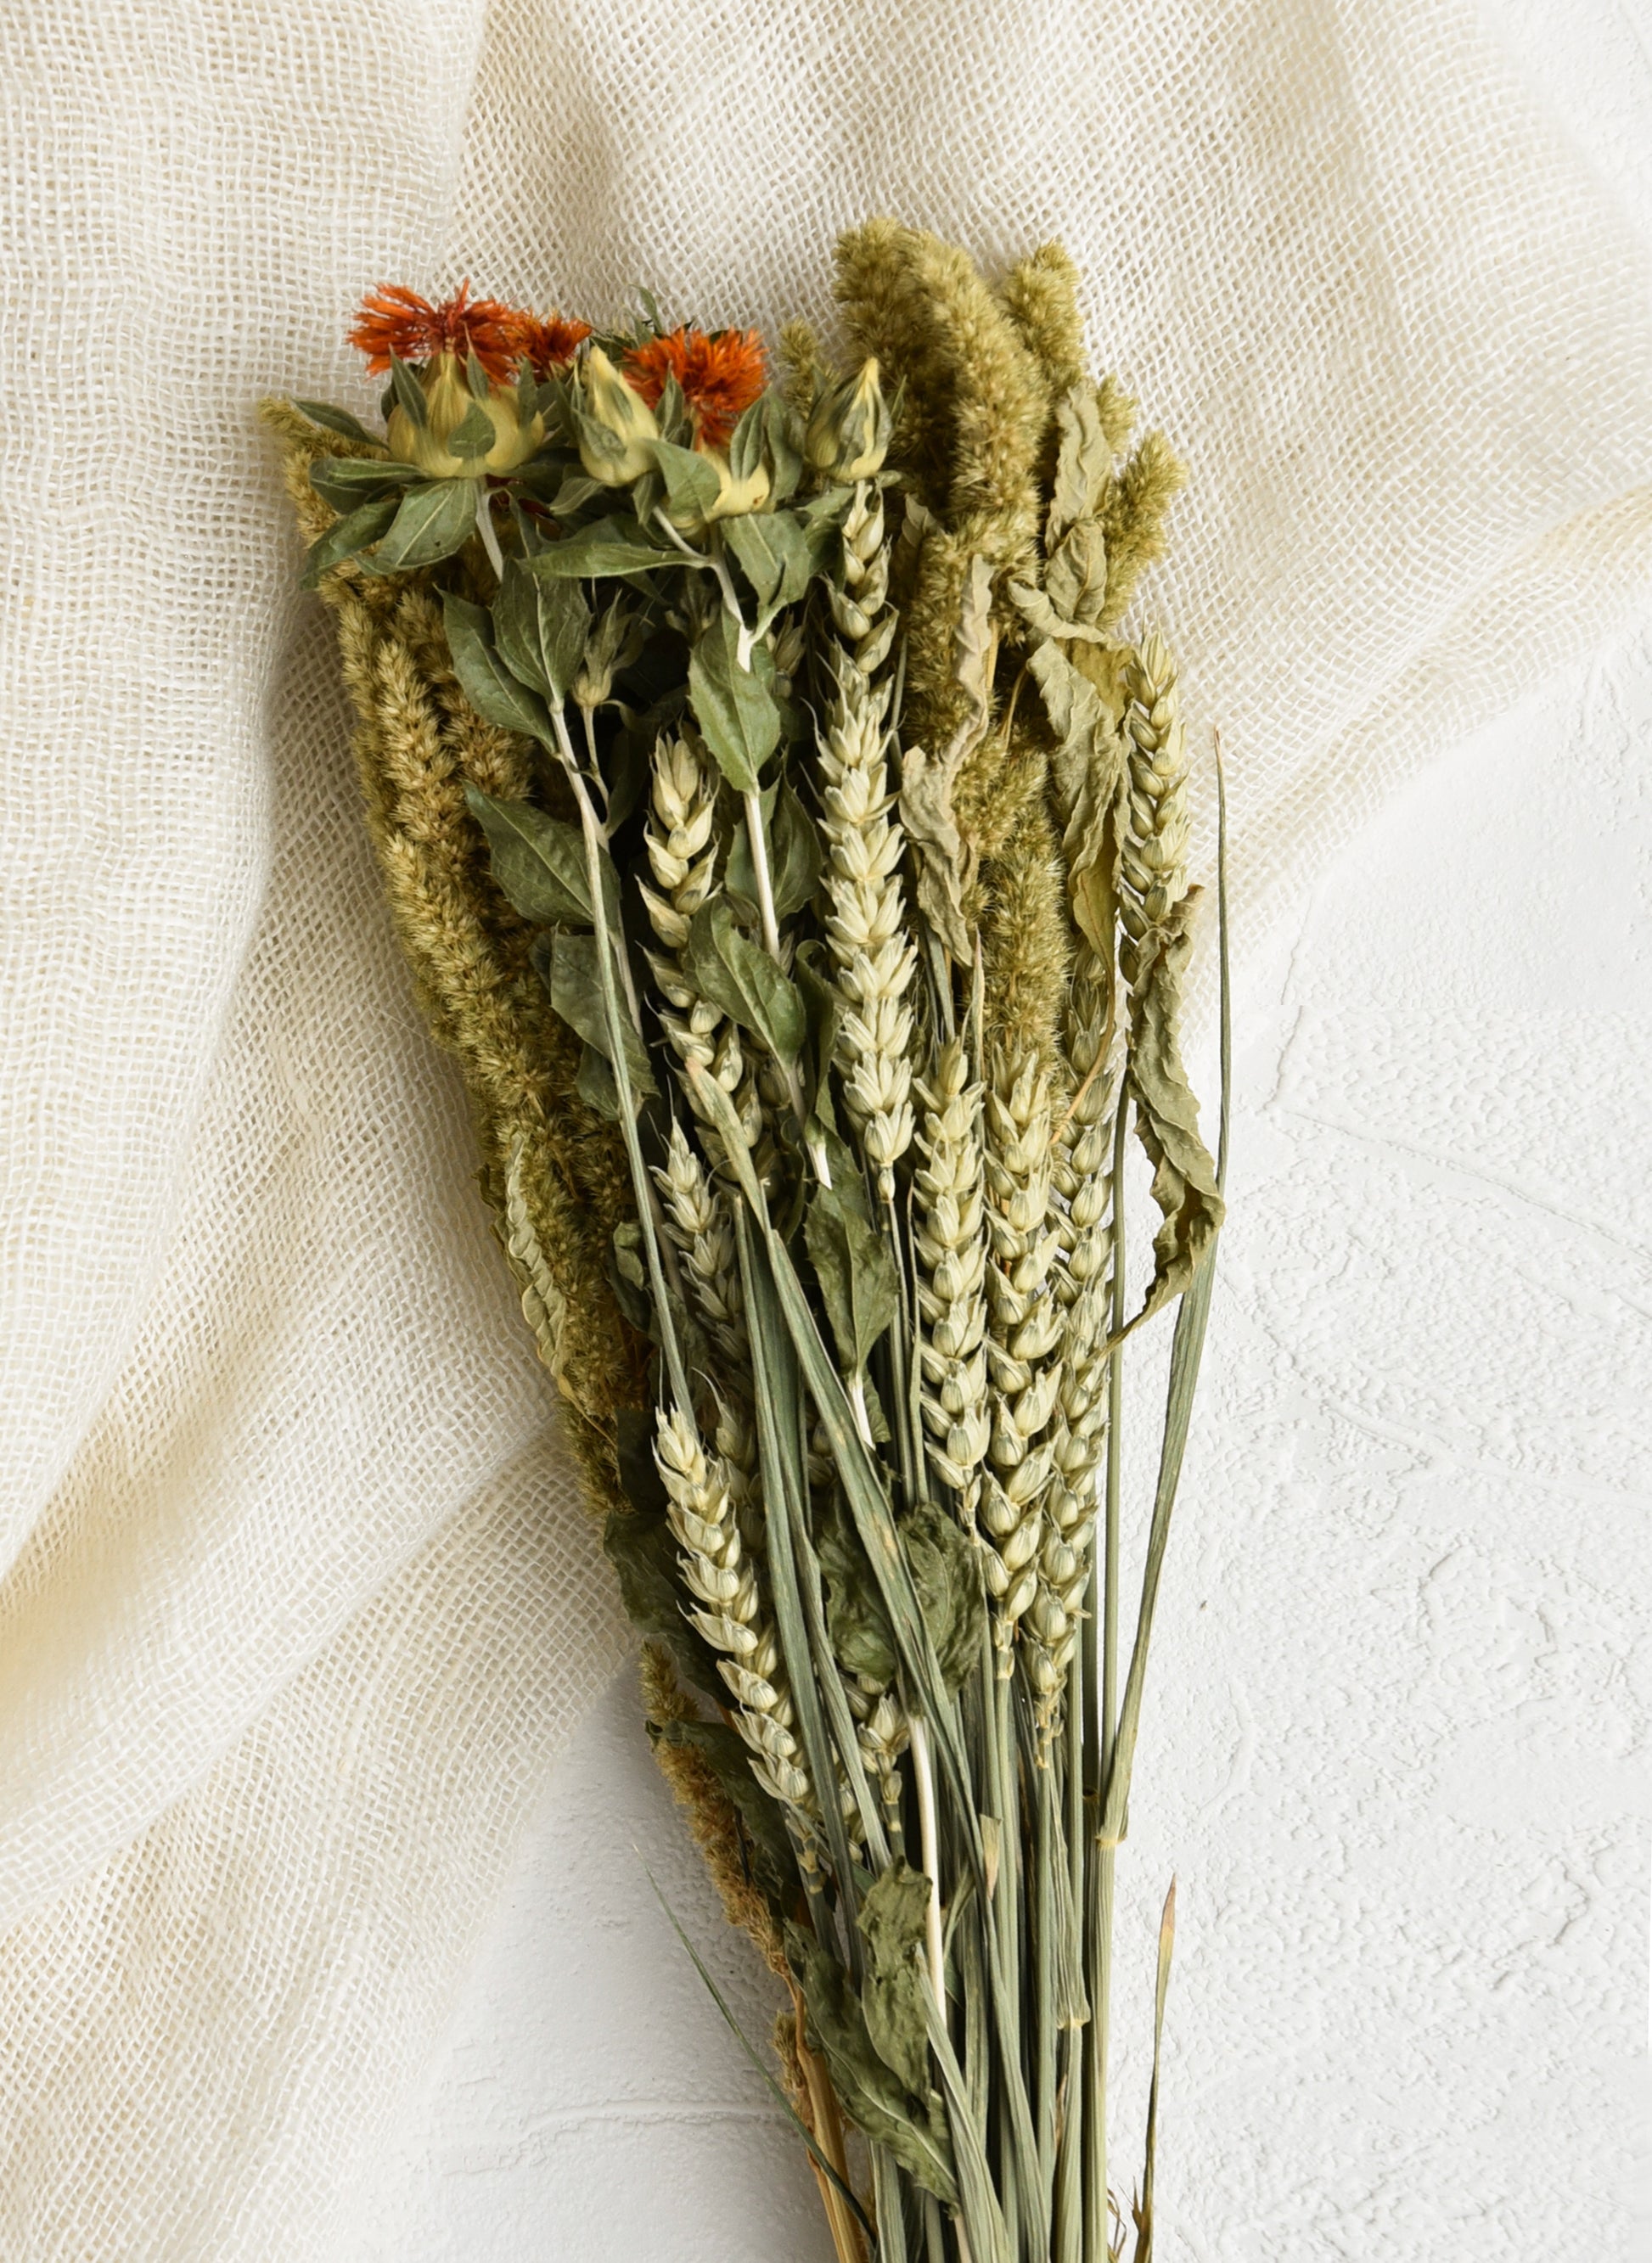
[267,222,1227,2263]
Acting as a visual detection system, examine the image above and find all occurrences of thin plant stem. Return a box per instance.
[744,786,784,958]
[908,1714,948,2024]
[1054,1615,1085,2263]
[1087,1095,1129,2255]
[553,724,693,1416]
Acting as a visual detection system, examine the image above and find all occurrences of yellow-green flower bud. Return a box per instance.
[576,346,661,486]
[804,357,890,482]
[385,354,543,480]
[662,448,773,536]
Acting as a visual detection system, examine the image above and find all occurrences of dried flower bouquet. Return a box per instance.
[266,219,1227,2263]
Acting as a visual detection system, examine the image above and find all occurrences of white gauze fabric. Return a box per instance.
[1,0,1649,2251]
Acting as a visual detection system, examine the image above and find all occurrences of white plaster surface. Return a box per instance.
[355,5,1652,2255]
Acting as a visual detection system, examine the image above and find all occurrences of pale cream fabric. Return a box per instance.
[0,0,1648,2251]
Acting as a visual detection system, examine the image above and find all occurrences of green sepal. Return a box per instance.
[445,396,497,459]
[761,392,803,503]
[727,397,766,484]
[652,373,691,447]
[386,351,427,427]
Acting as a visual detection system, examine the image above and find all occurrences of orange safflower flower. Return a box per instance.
[509,310,593,379]
[622,326,767,452]
[348,281,525,385]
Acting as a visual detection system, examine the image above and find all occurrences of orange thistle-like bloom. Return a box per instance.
[622,326,767,452]
[509,309,593,379]
[348,281,525,384]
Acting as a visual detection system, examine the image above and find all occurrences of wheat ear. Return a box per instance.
[913,1041,992,1535]
[981,1053,1065,1668]
[653,1408,816,1829]
[641,732,775,1180]
[818,486,915,1200]
[1120,629,1190,993]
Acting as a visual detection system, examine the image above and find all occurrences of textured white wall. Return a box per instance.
[354,4,1652,2255]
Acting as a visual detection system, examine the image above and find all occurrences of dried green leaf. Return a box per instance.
[537,929,656,1097]
[857,1858,933,2095]
[1044,516,1109,628]
[368,479,477,571]
[1026,637,1127,957]
[722,510,814,617]
[443,594,555,744]
[899,740,975,963]
[300,496,398,587]
[602,1506,725,1704]
[527,514,675,580]
[725,781,822,925]
[952,552,997,750]
[648,438,722,519]
[902,1499,984,1692]
[464,785,590,925]
[804,1179,898,1380]
[787,1926,958,2204]
[576,1041,621,1119]
[1121,894,1223,1335]
[294,399,378,446]
[655,1716,797,1905]
[816,1492,897,1687]
[1047,381,1111,551]
[688,612,780,794]
[683,897,806,1064]
[793,941,842,1134]
[1009,578,1109,646]
[495,562,590,707]
[306,455,418,512]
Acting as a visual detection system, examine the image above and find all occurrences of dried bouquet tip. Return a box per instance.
[623,323,767,450]
[348,278,525,382]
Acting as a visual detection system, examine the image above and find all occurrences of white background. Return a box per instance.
[353,3,1652,2256]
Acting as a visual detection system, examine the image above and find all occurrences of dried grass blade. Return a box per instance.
[1132,1879,1177,2263]
[642,1863,875,2256]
